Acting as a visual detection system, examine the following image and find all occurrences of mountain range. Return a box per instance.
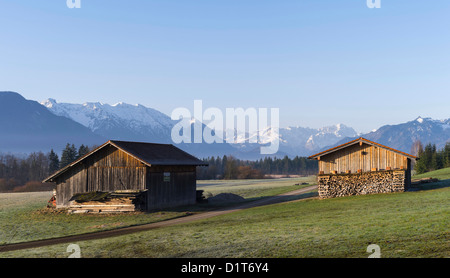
[0,92,104,154]
[0,91,449,159]
[334,116,450,155]
[40,97,360,158]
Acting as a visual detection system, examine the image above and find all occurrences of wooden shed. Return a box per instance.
[44,140,208,212]
[308,137,417,198]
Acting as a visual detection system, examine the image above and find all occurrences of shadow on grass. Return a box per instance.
[156,189,319,215]
[407,179,450,192]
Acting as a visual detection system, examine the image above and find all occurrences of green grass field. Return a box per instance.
[0,172,448,258]
[197,176,316,200]
[413,167,450,181]
[412,167,450,191]
[0,177,312,246]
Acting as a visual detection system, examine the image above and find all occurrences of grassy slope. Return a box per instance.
[412,167,450,190]
[2,184,448,258]
[413,167,450,180]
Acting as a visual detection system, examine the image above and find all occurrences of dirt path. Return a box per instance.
[0,185,317,253]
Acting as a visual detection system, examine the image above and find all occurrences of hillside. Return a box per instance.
[413,167,450,181]
[0,92,104,153]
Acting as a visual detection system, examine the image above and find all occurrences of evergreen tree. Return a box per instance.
[48,149,60,173]
[430,150,443,171]
[60,144,78,168]
[77,144,90,159]
[422,144,434,172]
[443,143,450,168]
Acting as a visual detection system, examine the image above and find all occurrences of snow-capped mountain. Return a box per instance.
[0,92,104,154]
[227,123,358,157]
[330,116,450,155]
[41,99,175,144]
[285,124,358,153]
[39,98,449,159]
[40,98,359,158]
[41,98,240,158]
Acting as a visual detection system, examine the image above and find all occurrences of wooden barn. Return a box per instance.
[43,140,208,212]
[308,137,417,199]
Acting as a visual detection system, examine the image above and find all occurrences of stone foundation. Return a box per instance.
[317,170,406,199]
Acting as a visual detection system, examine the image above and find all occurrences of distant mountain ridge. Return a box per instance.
[1,92,448,159]
[0,92,104,154]
[327,116,450,156]
[39,98,450,158]
[41,98,174,144]
[230,124,359,158]
[41,98,240,158]
[41,98,359,158]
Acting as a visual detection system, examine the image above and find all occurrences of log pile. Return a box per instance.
[317,170,406,199]
[68,191,147,213]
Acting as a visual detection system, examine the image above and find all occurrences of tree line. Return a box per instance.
[1,143,319,192]
[0,143,93,193]
[413,141,450,174]
[197,155,318,180]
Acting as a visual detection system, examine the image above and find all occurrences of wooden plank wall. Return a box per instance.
[87,167,146,192]
[55,145,198,210]
[146,165,197,210]
[319,143,408,174]
[56,146,147,207]
[56,163,88,207]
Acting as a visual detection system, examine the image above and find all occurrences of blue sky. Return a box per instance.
[0,0,449,133]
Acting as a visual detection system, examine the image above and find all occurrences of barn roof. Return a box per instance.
[308,137,417,160]
[43,140,208,182]
[109,140,208,166]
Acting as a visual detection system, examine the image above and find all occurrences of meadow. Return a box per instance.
[0,177,314,246]
[0,172,448,258]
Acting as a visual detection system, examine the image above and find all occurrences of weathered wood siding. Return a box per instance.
[55,145,199,210]
[55,163,88,208]
[319,143,409,174]
[55,145,146,208]
[146,165,197,210]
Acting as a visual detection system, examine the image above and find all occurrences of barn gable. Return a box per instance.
[308,137,417,175]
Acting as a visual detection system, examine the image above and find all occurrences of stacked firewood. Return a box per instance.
[68,191,147,213]
[318,170,406,199]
